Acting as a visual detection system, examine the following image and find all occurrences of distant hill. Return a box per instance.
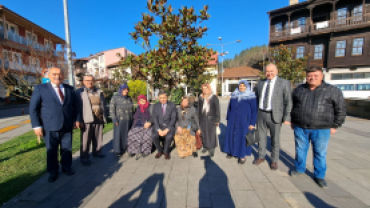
[222,45,267,69]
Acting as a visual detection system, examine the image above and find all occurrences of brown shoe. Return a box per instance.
[253,159,265,165]
[155,152,163,159]
[164,153,171,160]
[270,162,278,170]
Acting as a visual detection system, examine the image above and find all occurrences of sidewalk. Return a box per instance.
[0,115,31,144]
[2,99,370,208]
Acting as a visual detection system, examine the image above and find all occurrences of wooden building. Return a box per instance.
[269,0,370,98]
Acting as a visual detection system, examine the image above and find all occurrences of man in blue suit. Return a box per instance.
[30,68,83,183]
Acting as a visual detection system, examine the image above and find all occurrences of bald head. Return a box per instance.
[48,68,64,86]
[265,64,278,80]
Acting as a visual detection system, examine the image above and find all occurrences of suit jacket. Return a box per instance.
[29,83,79,132]
[175,106,200,136]
[75,87,108,124]
[256,76,292,123]
[151,101,177,133]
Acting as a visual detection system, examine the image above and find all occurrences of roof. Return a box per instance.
[0,5,65,43]
[87,46,135,59]
[107,61,122,68]
[220,66,261,79]
[208,53,219,65]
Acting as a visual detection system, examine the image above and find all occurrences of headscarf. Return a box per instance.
[137,95,149,113]
[231,80,256,101]
[118,84,129,98]
[201,83,214,114]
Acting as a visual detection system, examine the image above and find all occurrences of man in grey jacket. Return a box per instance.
[254,64,292,170]
[76,75,108,165]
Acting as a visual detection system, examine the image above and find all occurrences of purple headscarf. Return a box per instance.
[118,84,129,98]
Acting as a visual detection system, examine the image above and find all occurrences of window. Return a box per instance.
[298,17,306,28]
[337,8,347,25]
[353,5,363,22]
[12,52,22,64]
[331,74,342,80]
[0,20,3,30]
[314,45,323,60]
[296,46,305,59]
[335,40,346,57]
[275,23,283,36]
[356,84,370,91]
[335,84,355,91]
[352,38,364,55]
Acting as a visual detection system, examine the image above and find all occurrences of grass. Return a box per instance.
[0,122,114,205]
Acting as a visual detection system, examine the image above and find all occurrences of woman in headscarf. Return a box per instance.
[110,84,134,156]
[127,95,152,160]
[175,96,200,159]
[224,80,257,164]
[198,83,220,157]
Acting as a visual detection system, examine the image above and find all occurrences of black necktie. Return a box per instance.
[263,81,270,109]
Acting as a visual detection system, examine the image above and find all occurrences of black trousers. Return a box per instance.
[152,130,174,154]
[44,129,72,174]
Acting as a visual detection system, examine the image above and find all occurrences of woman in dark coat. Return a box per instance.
[198,83,220,157]
[110,84,134,156]
[127,95,152,160]
[224,80,257,164]
[175,96,200,158]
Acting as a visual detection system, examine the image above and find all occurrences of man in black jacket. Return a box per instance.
[290,66,346,188]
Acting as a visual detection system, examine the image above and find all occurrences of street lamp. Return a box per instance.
[207,38,241,97]
[63,0,75,87]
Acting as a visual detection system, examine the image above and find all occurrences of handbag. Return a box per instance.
[245,128,259,147]
[216,126,221,135]
[195,131,202,149]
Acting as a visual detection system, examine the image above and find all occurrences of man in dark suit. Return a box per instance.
[30,68,83,183]
[151,91,177,160]
[254,64,292,170]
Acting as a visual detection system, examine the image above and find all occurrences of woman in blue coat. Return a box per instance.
[224,80,257,164]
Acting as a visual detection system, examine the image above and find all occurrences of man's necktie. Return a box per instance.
[58,87,64,103]
[263,81,270,109]
[162,105,165,116]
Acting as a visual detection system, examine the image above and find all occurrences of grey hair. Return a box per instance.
[266,63,278,71]
[158,90,167,97]
[83,74,95,80]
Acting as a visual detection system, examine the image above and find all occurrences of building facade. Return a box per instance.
[0,5,65,99]
[219,66,261,96]
[269,0,370,98]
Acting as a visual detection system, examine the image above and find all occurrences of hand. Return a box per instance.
[163,129,170,136]
[33,128,44,137]
[197,129,201,135]
[283,121,291,125]
[158,130,164,137]
[115,123,119,126]
[248,125,255,131]
[75,122,84,129]
[330,128,337,135]
[177,127,183,134]
[144,122,151,129]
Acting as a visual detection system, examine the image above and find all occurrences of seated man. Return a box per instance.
[151,91,177,160]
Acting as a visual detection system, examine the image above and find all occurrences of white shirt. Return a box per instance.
[259,76,277,111]
[51,83,65,104]
[33,83,65,129]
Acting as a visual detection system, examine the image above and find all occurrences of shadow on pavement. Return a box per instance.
[304,192,337,208]
[109,173,166,208]
[200,156,236,208]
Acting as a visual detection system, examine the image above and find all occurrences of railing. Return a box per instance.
[270,25,310,40]
[7,31,28,45]
[0,59,41,73]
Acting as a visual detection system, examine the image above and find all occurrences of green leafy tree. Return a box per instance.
[263,44,308,85]
[120,0,216,91]
[127,80,147,100]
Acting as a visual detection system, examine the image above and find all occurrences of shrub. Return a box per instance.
[127,80,147,100]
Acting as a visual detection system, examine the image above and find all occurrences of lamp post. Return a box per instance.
[63,0,75,87]
[207,38,241,97]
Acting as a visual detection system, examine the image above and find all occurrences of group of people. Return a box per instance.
[30,63,346,189]
[223,63,346,188]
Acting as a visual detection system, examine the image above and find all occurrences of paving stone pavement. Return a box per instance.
[2,99,370,208]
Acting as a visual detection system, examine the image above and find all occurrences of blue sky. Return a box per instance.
[1,0,302,59]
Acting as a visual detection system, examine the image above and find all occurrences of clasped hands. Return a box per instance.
[158,128,170,137]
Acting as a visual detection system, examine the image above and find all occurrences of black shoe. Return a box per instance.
[93,154,105,158]
[62,168,75,176]
[193,152,198,158]
[290,170,303,177]
[238,158,246,164]
[81,160,92,166]
[48,173,58,183]
[226,154,232,159]
[314,178,328,188]
[202,149,207,154]
[142,153,148,158]
[129,153,135,157]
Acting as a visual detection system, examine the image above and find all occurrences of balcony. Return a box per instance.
[0,59,41,73]
[270,13,370,42]
[0,28,63,57]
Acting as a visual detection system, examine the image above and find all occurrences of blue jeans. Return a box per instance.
[294,126,330,179]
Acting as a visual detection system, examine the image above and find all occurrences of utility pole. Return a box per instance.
[63,0,75,87]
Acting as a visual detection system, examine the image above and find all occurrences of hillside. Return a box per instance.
[222,45,267,69]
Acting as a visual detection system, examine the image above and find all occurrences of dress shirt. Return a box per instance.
[259,76,277,111]
[33,83,65,130]
[51,83,65,104]
[157,103,168,131]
